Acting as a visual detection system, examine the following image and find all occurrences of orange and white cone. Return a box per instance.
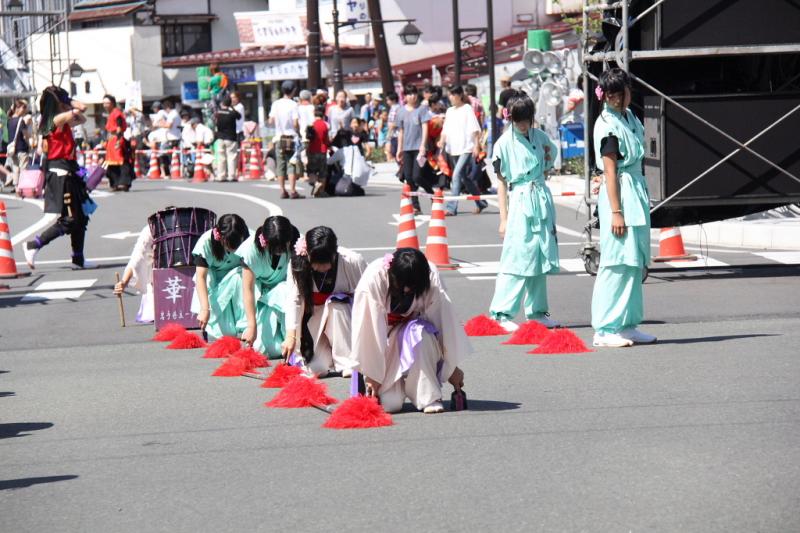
[653,227,697,262]
[170,150,182,180]
[192,145,208,183]
[424,189,459,270]
[147,151,161,180]
[134,153,143,179]
[0,201,29,279]
[248,145,261,180]
[396,184,420,249]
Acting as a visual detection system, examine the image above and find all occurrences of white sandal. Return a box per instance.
[423,401,444,414]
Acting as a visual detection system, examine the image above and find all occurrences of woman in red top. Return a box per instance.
[23,86,95,270]
[103,94,132,192]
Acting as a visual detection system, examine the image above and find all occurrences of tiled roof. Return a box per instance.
[161,43,375,68]
[69,0,146,21]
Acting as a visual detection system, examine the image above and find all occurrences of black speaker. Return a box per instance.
[643,92,800,207]
[636,0,800,50]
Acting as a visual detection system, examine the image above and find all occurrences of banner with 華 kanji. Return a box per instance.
[154,267,198,330]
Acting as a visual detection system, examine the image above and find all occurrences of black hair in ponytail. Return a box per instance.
[291,226,338,363]
[255,215,296,257]
[388,248,430,301]
[209,213,249,261]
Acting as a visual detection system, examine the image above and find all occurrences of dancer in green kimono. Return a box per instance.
[489,92,560,332]
[191,214,249,340]
[237,216,299,358]
[591,68,656,347]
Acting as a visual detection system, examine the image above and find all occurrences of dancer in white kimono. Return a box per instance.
[283,226,367,377]
[349,248,470,414]
[113,225,154,323]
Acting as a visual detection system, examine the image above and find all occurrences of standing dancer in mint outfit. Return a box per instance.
[191,214,249,340]
[591,68,657,347]
[488,93,560,332]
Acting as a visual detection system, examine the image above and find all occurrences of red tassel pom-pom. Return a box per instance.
[232,347,270,369]
[152,323,187,342]
[528,328,592,354]
[464,314,509,336]
[203,336,242,358]
[266,376,338,408]
[323,396,393,429]
[212,356,250,377]
[261,364,303,388]
[166,331,207,350]
[503,320,552,345]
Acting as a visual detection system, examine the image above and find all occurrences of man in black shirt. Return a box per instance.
[214,97,241,182]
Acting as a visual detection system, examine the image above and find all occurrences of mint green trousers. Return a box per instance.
[591,264,644,334]
[490,273,549,321]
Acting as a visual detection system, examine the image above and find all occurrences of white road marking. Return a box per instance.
[662,255,728,268]
[16,255,130,267]
[559,258,588,272]
[20,278,97,302]
[466,276,497,281]
[0,193,58,247]
[167,186,283,216]
[753,251,800,264]
[388,214,430,228]
[102,231,140,240]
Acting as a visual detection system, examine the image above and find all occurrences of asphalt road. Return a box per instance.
[1,172,799,532]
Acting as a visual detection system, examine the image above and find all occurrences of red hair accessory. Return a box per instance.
[258,234,268,248]
[212,228,221,241]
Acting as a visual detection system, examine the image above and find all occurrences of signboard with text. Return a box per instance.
[235,11,307,49]
[254,60,308,81]
[154,267,197,330]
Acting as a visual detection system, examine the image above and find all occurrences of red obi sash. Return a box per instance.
[388,313,408,327]
[312,292,331,306]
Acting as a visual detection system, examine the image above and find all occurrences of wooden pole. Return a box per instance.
[115,272,126,327]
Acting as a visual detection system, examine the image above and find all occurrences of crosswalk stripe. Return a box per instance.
[753,251,800,264]
[662,255,728,268]
[20,278,97,302]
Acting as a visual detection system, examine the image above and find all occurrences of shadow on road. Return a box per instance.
[656,334,779,345]
[456,399,522,412]
[0,422,54,439]
[0,475,78,491]
[0,391,15,398]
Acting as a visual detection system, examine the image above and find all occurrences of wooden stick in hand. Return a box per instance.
[115,272,126,327]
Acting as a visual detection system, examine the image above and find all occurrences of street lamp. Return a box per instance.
[398,22,422,46]
[69,62,84,79]
[329,0,421,93]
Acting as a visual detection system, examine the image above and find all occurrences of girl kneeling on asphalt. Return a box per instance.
[191,214,249,340]
[282,226,367,377]
[349,248,470,414]
[488,92,560,332]
[237,216,298,358]
[591,68,656,347]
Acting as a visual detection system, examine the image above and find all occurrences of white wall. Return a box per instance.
[31,24,164,104]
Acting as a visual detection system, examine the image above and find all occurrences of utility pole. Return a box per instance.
[452,0,461,86]
[367,0,393,96]
[486,0,496,151]
[306,0,321,89]
[331,0,344,93]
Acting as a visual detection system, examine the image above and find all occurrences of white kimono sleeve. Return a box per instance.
[126,225,153,293]
[284,267,302,333]
[349,260,390,384]
[421,264,472,381]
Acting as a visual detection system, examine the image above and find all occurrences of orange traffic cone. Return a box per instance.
[248,145,261,180]
[396,184,420,249]
[134,153,143,179]
[0,201,29,279]
[170,150,182,180]
[192,145,208,183]
[653,227,697,262]
[424,189,458,270]
[147,151,161,180]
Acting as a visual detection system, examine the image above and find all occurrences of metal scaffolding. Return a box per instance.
[0,0,70,99]
[579,0,800,274]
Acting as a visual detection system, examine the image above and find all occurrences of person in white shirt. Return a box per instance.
[268,81,303,199]
[296,89,315,180]
[439,85,487,215]
[148,99,181,176]
[327,90,353,139]
[231,91,246,141]
[181,116,215,179]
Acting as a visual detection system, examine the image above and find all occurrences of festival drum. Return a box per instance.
[148,207,216,268]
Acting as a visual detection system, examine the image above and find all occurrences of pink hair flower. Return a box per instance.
[294,236,308,257]
[595,86,604,101]
[383,253,394,270]
[212,228,221,241]
[502,108,509,120]
[258,234,268,248]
